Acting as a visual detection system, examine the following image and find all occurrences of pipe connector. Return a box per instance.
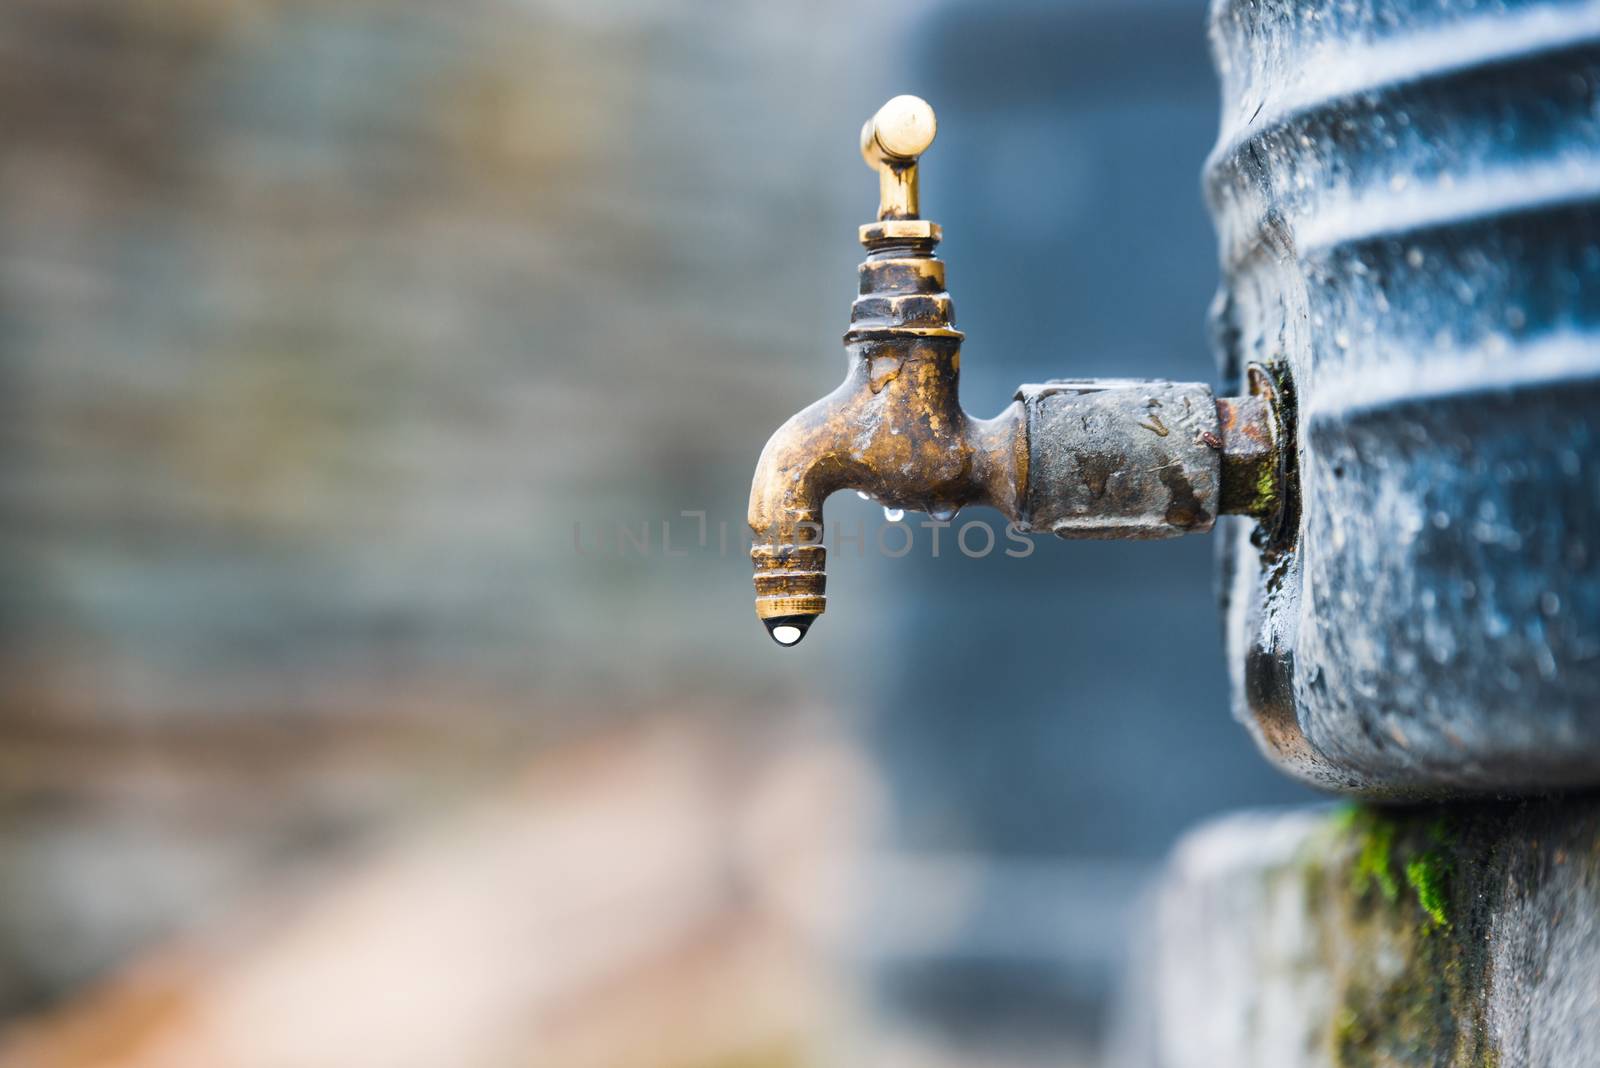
[748,97,1286,646]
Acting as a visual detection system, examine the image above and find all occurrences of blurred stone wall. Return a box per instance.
[0,0,860,723]
[0,0,866,1015]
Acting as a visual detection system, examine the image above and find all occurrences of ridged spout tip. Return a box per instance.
[762,614,816,648]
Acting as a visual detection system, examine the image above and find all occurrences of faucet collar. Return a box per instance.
[846,220,961,343]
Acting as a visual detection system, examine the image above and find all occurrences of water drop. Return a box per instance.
[762,614,814,648]
[883,507,904,522]
[930,505,958,522]
[857,491,873,500]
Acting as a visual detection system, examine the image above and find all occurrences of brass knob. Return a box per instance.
[860,95,937,221]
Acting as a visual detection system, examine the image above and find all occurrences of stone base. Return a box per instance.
[1114,798,1600,1068]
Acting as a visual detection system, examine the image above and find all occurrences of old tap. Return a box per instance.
[749,95,1283,646]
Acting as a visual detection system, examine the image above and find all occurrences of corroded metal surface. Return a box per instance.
[1207,0,1600,792]
[1215,374,1284,520]
[1019,380,1220,540]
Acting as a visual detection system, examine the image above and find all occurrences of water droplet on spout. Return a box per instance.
[882,507,904,522]
[762,615,815,648]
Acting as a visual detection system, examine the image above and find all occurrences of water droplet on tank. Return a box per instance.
[882,507,904,522]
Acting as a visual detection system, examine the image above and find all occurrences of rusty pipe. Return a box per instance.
[748,96,1285,646]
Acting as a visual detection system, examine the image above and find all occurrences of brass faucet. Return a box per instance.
[749,96,1284,646]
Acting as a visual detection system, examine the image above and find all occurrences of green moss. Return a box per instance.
[1349,811,1400,902]
[1406,852,1451,931]
[1320,804,1508,1068]
[1336,807,1454,929]
[1253,458,1280,515]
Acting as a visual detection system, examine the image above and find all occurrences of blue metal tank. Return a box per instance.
[1207,0,1600,793]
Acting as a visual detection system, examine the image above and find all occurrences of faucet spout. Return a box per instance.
[748,323,1026,645]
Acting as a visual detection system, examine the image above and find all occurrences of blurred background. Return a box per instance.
[0,1,1315,1065]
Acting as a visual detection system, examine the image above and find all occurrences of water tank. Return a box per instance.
[1208,0,1600,794]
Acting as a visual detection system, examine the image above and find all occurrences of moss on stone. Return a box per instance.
[1169,798,1600,1068]
[1405,851,1451,930]
[1315,803,1504,1067]
[1344,805,1400,903]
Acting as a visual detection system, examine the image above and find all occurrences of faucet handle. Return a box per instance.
[860,95,937,221]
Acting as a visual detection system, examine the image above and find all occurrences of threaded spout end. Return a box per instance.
[751,541,826,644]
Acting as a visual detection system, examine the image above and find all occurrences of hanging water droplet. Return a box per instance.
[882,507,904,522]
[930,505,958,522]
[857,491,873,501]
[762,615,813,648]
